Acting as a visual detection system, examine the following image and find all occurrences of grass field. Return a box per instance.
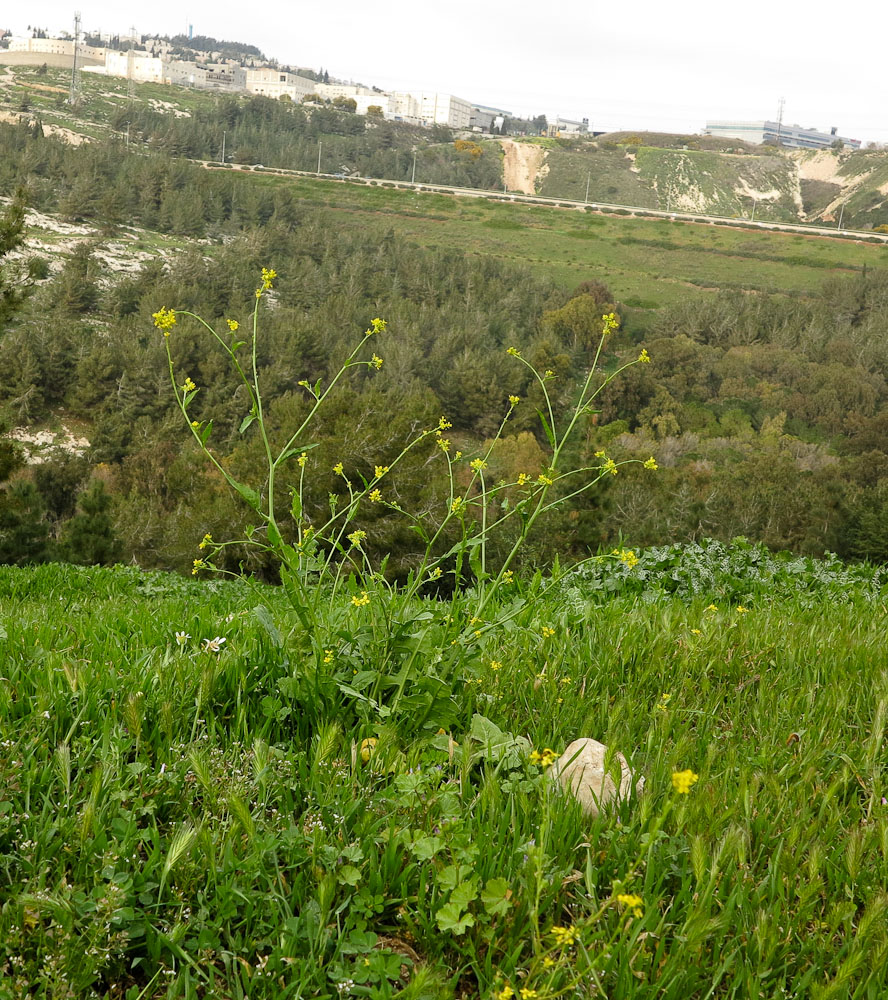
[241,172,888,313]
[2,543,888,998]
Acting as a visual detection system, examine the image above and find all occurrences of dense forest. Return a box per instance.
[3,120,888,573]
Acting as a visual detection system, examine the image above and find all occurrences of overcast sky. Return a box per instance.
[8,1,888,143]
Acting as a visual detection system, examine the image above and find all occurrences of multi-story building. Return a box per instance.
[8,35,105,64]
[102,49,164,83]
[244,68,317,101]
[704,120,861,150]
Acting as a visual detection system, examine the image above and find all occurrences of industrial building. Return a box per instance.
[704,120,861,150]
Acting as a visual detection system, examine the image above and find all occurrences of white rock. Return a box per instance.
[552,738,642,817]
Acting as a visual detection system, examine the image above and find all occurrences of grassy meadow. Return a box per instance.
[2,546,888,999]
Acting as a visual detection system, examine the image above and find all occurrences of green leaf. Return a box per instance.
[239,411,256,434]
[253,605,282,648]
[199,419,213,446]
[537,409,556,448]
[228,477,262,512]
[450,879,478,910]
[337,865,362,887]
[436,901,475,935]
[481,877,512,917]
[437,864,473,891]
[409,835,444,861]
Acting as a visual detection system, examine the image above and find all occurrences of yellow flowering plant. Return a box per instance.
[158,277,658,731]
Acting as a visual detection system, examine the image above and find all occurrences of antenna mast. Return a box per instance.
[68,10,82,105]
[127,25,137,103]
[775,96,785,146]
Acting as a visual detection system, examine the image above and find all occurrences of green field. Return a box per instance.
[2,544,888,998]
[234,172,888,312]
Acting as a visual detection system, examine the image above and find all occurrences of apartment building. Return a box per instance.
[244,68,317,101]
[704,120,861,150]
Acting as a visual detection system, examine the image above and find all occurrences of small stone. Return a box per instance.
[552,738,643,817]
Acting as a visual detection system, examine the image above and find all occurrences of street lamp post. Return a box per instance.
[317,140,322,175]
[221,131,226,164]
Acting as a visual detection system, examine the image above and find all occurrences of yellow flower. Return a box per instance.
[438,416,453,431]
[226,318,239,332]
[529,748,558,768]
[470,458,487,472]
[594,449,606,458]
[297,452,307,468]
[490,660,501,671]
[198,533,212,550]
[657,692,671,711]
[191,420,200,428]
[601,312,619,335]
[152,307,176,334]
[520,990,538,1000]
[454,450,463,460]
[506,346,521,357]
[705,603,718,612]
[508,394,520,405]
[360,737,377,762]
[616,893,643,918]
[437,437,451,453]
[351,591,370,607]
[544,369,555,378]
[261,266,277,290]
[690,628,701,635]
[537,474,554,486]
[497,986,514,1000]
[323,649,334,664]
[333,462,344,476]
[192,558,206,575]
[181,377,196,392]
[541,626,555,638]
[451,497,464,513]
[365,317,387,336]
[672,769,699,794]
[618,548,638,568]
[429,566,443,580]
[502,569,514,584]
[737,605,749,614]
[638,348,650,363]
[643,456,658,470]
[602,458,618,476]
[542,956,555,968]
[374,465,389,479]
[369,488,382,502]
[516,473,530,486]
[551,924,580,948]
[347,529,367,546]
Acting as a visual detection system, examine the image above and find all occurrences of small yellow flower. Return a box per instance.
[638,348,651,363]
[429,566,443,580]
[690,628,701,636]
[618,548,638,568]
[601,312,619,335]
[490,660,501,671]
[370,354,383,370]
[560,676,571,684]
[191,420,200,428]
[672,769,699,794]
[508,394,520,405]
[297,452,307,468]
[737,605,749,614]
[541,626,555,638]
[705,603,718,612]
[497,986,514,1000]
[616,893,643,918]
[519,989,538,1000]
[226,318,239,332]
[192,558,206,575]
[198,533,212,550]
[438,416,453,431]
[347,529,367,546]
[152,307,176,334]
[502,569,514,583]
[323,649,334,664]
[537,474,554,486]
[506,346,521,357]
[454,450,463,460]
[643,456,658,470]
[544,368,555,378]
[333,462,344,476]
[602,458,618,476]
[365,317,387,336]
[470,458,487,472]
[594,449,606,458]
[451,497,464,513]
[551,924,580,948]
[437,437,451,452]
[516,473,530,486]
[360,737,377,762]
[261,266,277,290]
[374,465,389,479]
[181,377,196,393]
[351,591,370,607]
[298,379,310,389]
[657,692,671,711]
[369,488,382,502]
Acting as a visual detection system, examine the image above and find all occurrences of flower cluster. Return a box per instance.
[351,591,370,607]
[529,747,558,768]
[550,924,579,948]
[613,547,638,568]
[638,348,651,363]
[672,769,699,794]
[615,893,643,918]
[364,317,387,336]
[152,307,176,335]
[643,456,658,470]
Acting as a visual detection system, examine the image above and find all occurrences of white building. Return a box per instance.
[245,68,317,101]
[101,49,164,83]
[704,120,861,150]
[315,82,376,100]
[389,91,471,129]
[8,35,105,63]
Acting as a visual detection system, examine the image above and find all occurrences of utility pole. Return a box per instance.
[751,198,756,223]
[317,140,322,175]
[837,203,845,229]
[221,131,226,163]
[411,152,416,184]
[585,172,591,203]
[775,96,785,147]
[68,11,82,106]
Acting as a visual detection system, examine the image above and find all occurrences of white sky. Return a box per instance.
[7,0,888,143]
